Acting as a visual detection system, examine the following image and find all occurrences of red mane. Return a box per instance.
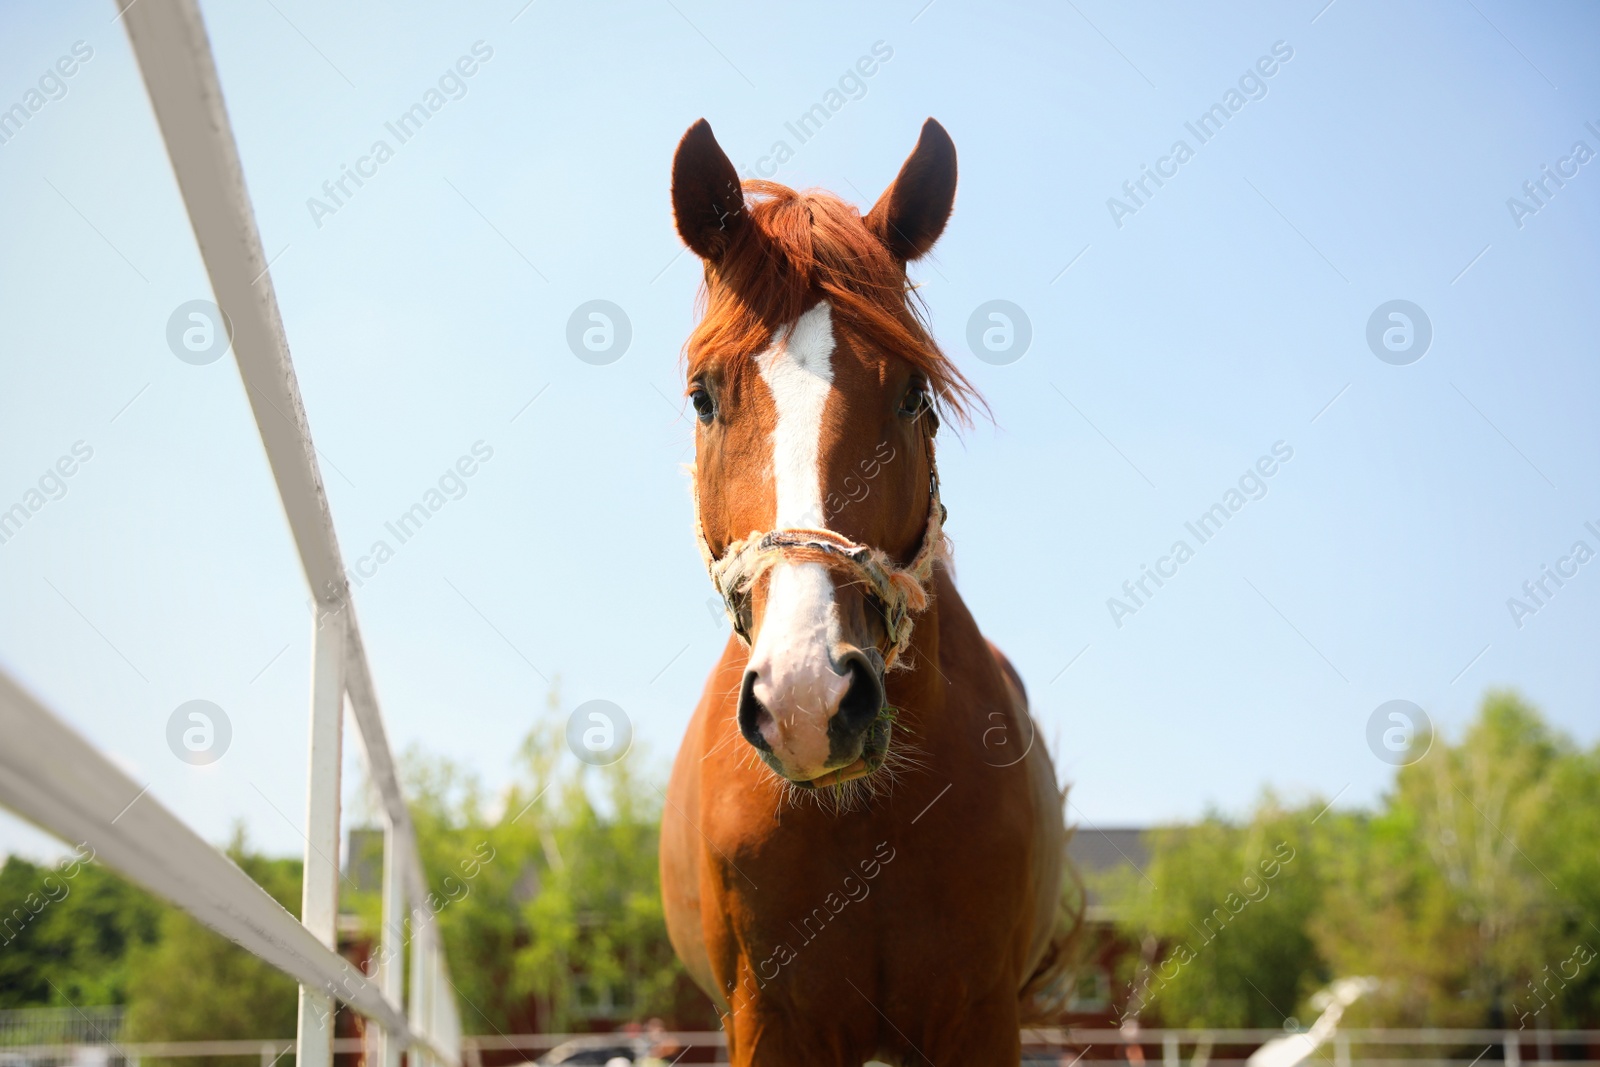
[684,179,984,426]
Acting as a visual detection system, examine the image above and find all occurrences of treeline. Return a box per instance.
[0,828,302,1059]
[0,708,693,1046]
[364,712,694,1033]
[1098,691,1600,1028]
[2,690,1595,1038]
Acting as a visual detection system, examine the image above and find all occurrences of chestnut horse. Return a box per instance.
[660,118,1073,1066]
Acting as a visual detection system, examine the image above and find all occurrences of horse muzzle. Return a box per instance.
[737,646,889,786]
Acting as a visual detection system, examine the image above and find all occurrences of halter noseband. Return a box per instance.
[695,451,946,670]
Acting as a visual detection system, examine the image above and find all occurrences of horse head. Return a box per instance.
[672,117,979,788]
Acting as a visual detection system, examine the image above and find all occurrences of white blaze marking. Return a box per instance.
[747,303,845,776]
[756,301,835,528]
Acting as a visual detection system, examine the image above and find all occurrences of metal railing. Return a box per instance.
[0,1008,125,1051]
[0,2,462,1066]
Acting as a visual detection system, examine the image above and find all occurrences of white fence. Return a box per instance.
[1047,1029,1600,1067]
[1,1028,1597,1067]
[0,2,461,1066]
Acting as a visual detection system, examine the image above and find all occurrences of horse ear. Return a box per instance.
[866,118,957,262]
[672,119,746,261]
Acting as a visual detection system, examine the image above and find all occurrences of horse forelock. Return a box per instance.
[684,180,983,426]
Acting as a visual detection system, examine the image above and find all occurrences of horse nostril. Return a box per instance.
[736,670,774,753]
[832,649,885,740]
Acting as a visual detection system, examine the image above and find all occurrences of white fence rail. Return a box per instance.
[0,2,462,1065]
[1,1030,1596,1067]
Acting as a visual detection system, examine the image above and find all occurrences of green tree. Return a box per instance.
[1102,691,1600,1029]
[121,829,302,1063]
[387,709,686,1034]
[392,744,536,1034]
[507,722,679,1030]
[1104,799,1326,1027]
[1527,737,1600,1023]
[1308,802,1472,1025]
[0,847,164,1009]
[1315,691,1599,1027]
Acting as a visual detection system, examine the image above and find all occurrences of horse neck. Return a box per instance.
[883,562,962,730]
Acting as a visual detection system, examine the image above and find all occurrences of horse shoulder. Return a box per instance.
[661,638,747,1013]
[986,639,1068,989]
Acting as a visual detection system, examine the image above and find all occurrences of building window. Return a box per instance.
[1068,968,1111,1012]
[573,975,636,1020]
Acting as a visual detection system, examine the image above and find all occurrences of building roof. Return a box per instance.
[1069,827,1151,878]
[1068,827,1155,919]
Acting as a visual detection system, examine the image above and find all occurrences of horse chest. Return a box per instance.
[701,786,1036,994]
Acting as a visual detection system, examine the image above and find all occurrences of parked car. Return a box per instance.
[530,1037,639,1065]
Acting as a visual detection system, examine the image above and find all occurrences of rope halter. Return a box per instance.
[696,453,947,670]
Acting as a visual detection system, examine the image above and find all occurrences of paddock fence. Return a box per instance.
[0,2,462,1067]
[2,1028,1598,1067]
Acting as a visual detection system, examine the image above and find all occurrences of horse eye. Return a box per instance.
[690,386,715,424]
[899,383,926,418]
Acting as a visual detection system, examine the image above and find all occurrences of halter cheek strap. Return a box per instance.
[694,451,947,670]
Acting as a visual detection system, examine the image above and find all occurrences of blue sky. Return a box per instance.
[1,0,1597,861]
